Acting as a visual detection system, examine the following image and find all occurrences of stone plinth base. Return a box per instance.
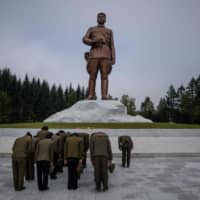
[44,100,152,123]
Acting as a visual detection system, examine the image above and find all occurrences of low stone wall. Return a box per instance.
[1,128,200,155]
[111,136,200,154]
[0,136,15,154]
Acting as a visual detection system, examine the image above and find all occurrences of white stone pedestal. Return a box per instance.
[44,100,152,123]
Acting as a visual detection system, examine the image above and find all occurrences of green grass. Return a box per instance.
[0,122,200,129]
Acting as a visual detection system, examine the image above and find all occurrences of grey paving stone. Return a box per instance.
[1,157,200,200]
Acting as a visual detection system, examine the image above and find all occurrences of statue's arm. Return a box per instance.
[82,28,95,46]
[110,31,116,65]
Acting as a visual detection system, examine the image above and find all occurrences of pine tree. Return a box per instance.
[121,95,136,115]
[21,74,34,121]
[81,86,86,100]
[37,80,50,120]
[57,84,65,111]
[76,84,82,101]
[64,86,69,108]
[68,83,77,107]
[140,96,155,120]
[0,91,11,123]
[9,75,23,122]
[49,84,58,114]
[193,75,200,123]
[156,98,169,122]
[166,85,179,122]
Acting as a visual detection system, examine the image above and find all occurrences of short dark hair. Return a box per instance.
[42,126,48,130]
[26,132,32,137]
[71,132,79,137]
[97,12,106,17]
[46,132,53,138]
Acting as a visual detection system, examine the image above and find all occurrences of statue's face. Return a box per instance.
[97,14,106,25]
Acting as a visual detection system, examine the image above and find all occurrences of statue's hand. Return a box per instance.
[93,37,106,45]
[93,38,101,43]
[110,60,115,65]
[98,38,106,44]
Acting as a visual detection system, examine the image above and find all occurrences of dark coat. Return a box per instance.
[118,136,133,150]
[90,133,112,160]
[64,135,84,159]
[12,135,32,159]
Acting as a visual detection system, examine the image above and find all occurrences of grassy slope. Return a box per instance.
[0,122,200,129]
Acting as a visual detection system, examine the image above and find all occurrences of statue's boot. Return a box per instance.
[87,79,95,100]
[101,79,108,100]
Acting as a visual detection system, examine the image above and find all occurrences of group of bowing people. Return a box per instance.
[12,126,133,192]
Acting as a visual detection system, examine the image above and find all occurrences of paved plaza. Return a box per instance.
[0,156,200,200]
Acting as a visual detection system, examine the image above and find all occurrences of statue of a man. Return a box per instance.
[83,12,116,100]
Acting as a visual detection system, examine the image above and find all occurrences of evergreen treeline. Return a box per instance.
[0,68,87,123]
[156,75,200,123]
[1,68,199,124]
[138,75,200,124]
[120,75,200,124]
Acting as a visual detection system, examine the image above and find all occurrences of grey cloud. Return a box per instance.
[0,0,200,108]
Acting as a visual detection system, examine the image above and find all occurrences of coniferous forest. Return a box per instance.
[0,67,200,124]
[0,68,86,123]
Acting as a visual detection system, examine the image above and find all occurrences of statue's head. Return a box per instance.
[97,12,106,25]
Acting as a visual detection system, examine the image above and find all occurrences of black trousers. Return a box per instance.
[122,145,131,167]
[36,161,50,190]
[83,151,87,168]
[50,152,59,177]
[26,154,35,180]
[67,158,79,189]
[58,150,64,172]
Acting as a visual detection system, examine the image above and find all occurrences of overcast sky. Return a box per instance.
[0,0,199,108]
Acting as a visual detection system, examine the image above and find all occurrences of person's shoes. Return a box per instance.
[45,187,50,190]
[50,175,57,179]
[122,164,125,168]
[58,169,63,173]
[101,96,108,100]
[96,188,101,192]
[87,95,95,100]
[68,186,72,190]
[21,186,26,190]
[109,163,115,173]
[39,188,46,191]
[16,186,26,191]
[103,186,108,192]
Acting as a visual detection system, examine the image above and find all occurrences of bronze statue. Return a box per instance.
[83,12,116,100]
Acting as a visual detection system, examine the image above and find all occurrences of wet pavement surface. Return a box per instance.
[1,156,200,200]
